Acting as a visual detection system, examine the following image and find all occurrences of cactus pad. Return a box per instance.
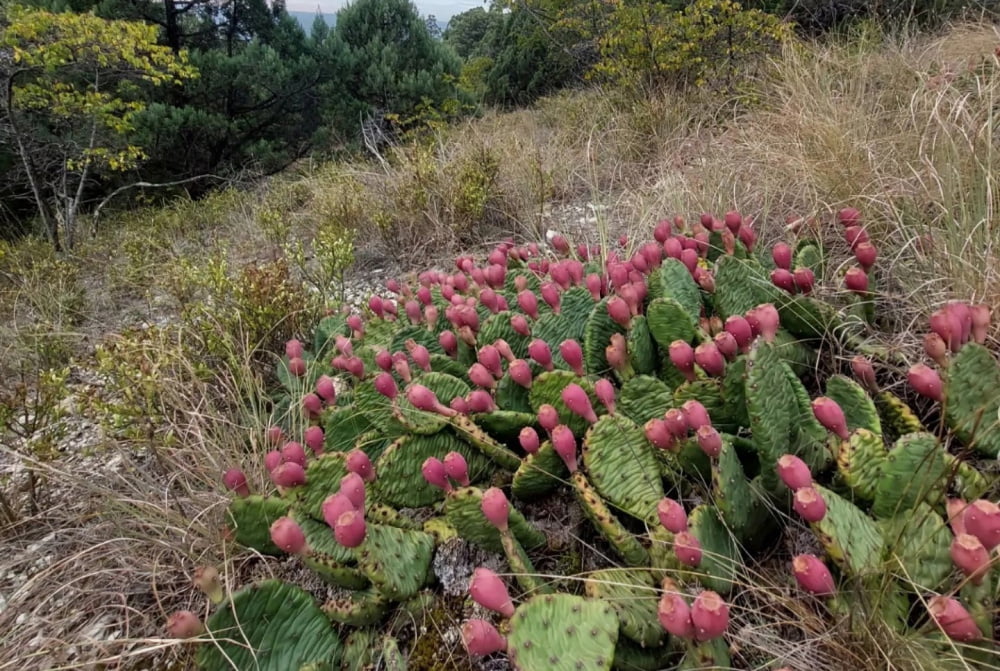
[512,441,570,500]
[713,255,779,319]
[373,432,492,507]
[571,471,650,566]
[294,452,350,520]
[811,485,883,577]
[880,502,952,592]
[646,297,698,350]
[686,504,739,594]
[506,593,619,671]
[871,433,948,519]
[618,375,673,425]
[529,370,602,436]
[647,259,702,320]
[944,343,1000,457]
[582,415,663,524]
[584,569,665,647]
[584,297,628,375]
[322,589,390,627]
[836,428,887,502]
[444,486,547,552]
[626,315,658,376]
[825,375,882,436]
[226,495,292,555]
[396,373,470,434]
[355,523,434,601]
[712,437,755,534]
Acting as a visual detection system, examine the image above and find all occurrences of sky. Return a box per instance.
[285,0,487,22]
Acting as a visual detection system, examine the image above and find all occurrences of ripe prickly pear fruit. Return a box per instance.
[264,450,282,473]
[928,596,981,642]
[223,468,250,497]
[334,510,367,548]
[844,267,868,293]
[467,389,496,413]
[469,363,496,390]
[606,333,629,372]
[950,533,991,584]
[771,268,796,294]
[748,303,780,343]
[270,516,307,554]
[315,375,336,404]
[792,554,836,596]
[669,340,697,381]
[443,452,471,487]
[777,454,812,490]
[772,242,792,270]
[462,619,507,657]
[266,425,283,445]
[657,497,688,533]
[607,296,632,328]
[714,331,738,361]
[586,273,603,300]
[421,457,452,493]
[793,267,815,294]
[304,426,324,456]
[508,359,533,388]
[674,531,702,567]
[510,315,531,338]
[481,487,510,532]
[971,304,990,344]
[439,330,458,357]
[694,342,726,377]
[843,226,868,249]
[193,566,224,604]
[551,425,578,472]
[537,404,560,435]
[695,425,722,458]
[923,332,948,367]
[559,340,585,376]
[346,314,363,335]
[469,567,515,617]
[528,339,554,371]
[167,610,204,638]
[851,356,878,391]
[375,349,393,372]
[407,384,456,417]
[644,419,676,451]
[410,344,431,372]
[562,384,598,424]
[680,400,711,431]
[478,345,503,378]
[724,315,753,351]
[280,441,307,467]
[517,290,539,319]
[339,472,366,509]
[680,248,699,273]
[270,462,306,488]
[374,372,398,400]
[724,211,742,233]
[811,397,849,439]
[288,357,307,377]
[907,364,943,402]
[691,590,729,641]
[519,427,540,454]
[594,379,616,414]
[854,241,877,270]
[550,233,571,255]
[663,237,683,260]
[838,207,861,227]
[793,486,827,522]
[302,393,323,418]
[322,492,355,528]
[346,449,375,482]
[540,282,561,313]
[663,408,688,438]
[658,592,694,638]
[963,499,1000,551]
[285,339,304,359]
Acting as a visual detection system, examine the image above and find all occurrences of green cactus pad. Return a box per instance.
[494,373,534,414]
[673,379,739,434]
[373,432,493,507]
[302,553,371,590]
[959,574,998,643]
[626,315,658,376]
[944,343,1000,457]
[571,471,650,566]
[584,297,628,375]
[611,640,676,671]
[686,504,739,594]
[712,437,754,534]
[582,415,663,524]
[647,526,681,571]
[561,286,600,324]
[449,413,523,470]
[512,441,570,500]
[353,377,407,436]
[656,438,712,482]
[478,311,531,358]
[825,375,882,436]
[774,294,841,341]
[339,629,377,671]
[532,313,579,366]
[647,259,703,321]
[946,454,993,501]
[313,314,350,358]
[427,353,470,378]
[357,316,398,350]
[719,357,750,429]
[355,523,434,601]
[505,268,542,295]
[646,297,698,350]
[872,433,948,518]
[378,636,406,671]
[506,593,620,671]
[713,255,780,319]
[811,485,883,577]
[422,516,458,544]
[880,502,953,592]
[771,328,819,377]
[322,406,374,454]
[198,580,341,671]
[389,325,444,358]
[781,363,834,472]
[322,589,391,627]
[226,495,292,555]
[396,373,471,434]
[529,370,602,436]
[293,452,350,521]
[619,375,673,425]
[678,637,731,669]
[277,352,323,393]
[443,486,547,552]
[745,341,798,488]
[875,391,924,438]
[291,511,355,565]
[473,410,538,440]
[584,569,664,648]
[837,428,888,502]
[367,502,421,530]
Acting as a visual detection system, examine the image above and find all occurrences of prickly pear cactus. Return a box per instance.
[582,415,663,523]
[944,343,1000,457]
[506,593,619,671]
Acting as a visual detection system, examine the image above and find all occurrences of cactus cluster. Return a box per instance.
[176,209,997,669]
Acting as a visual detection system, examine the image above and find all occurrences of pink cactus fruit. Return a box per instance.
[334,510,367,548]
[606,333,629,372]
[517,290,539,319]
[695,425,723,458]
[738,224,756,251]
[540,282,561,312]
[663,408,689,438]
[285,339,304,359]
[724,315,754,351]
[669,340,697,381]
[680,400,711,431]
[792,554,836,596]
[776,454,813,490]
[907,364,943,402]
[854,241,877,270]
[443,451,471,487]
[374,372,398,400]
[266,425,284,445]
[844,267,868,293]
[287,357,307,377]
[304,426,324,456]
[407,384,456,417]
[950,533,991,584]
[793,267,815,294]
[346,449,375,482]
[851,356,878,391]
[481,487,510,532]
[493,339,516,362]
[375,348,393,372]
[674,531,703,567]
[322,492,355,529]
[302,393,323,418]
[772,242,792,270]
[462,619,507,657]
[971,304,991,344]
[843,226,868,249]
[223,468,250,497]
[947,498,970,536]
[270,462,306,488]
[466,389,496,413]
[680,248,699,273]
[367,295,384,318]
[793,486,827,522]
[749,304,780,343]
[657,497,688,533]
[528,339,554,370]
[644,419,676,451]
[315,375,337,404]
[508,359,533,388]
[607,296,632,328]
[478,345,503,378]
[771,268,797,294]
[811,397,850,440]
[586,273,603,300]
[439,330,459,357]
[270,516,307,554]
[421,457,453,493]
[928,596,982,642]
[339,471,366,509]
[551,425,578,472]
[724,211,742,233]
[690,590,729,641]
[450,396,470,414]
[963,499,1000,551]
[167,610,204,639]
[410,344,432,372]
[469,568,515,617]
[519,427,540,454]
[594,379,616,414]
[281,441,307,467]
[510,314,531,337]
[537,404,560,434]
[562,384,599,424]
[658,592,694,638]
[469,362,496,389]
[559,340,586,376]
[838,207,862,227]
[713,331,738,361]
[923,332,949,367]
[264,449,283,473]
[694,342,726,377]
[392,354,411,383]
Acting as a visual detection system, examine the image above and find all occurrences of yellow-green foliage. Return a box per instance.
[595,0,792,89]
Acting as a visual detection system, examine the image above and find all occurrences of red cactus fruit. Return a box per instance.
[971,304,991,344]
[551,425,578,472]
[669,340,697,381]
[373,372,398,400]
[367,295,384,318]
[681,400,711,431]
[467,390,496,413]
[606,333,629,372]
[469,567,515,617]
[907,364,943,402]
[528,339,553,370]
[540,283,561,313]
[607,296,632,328]
[562,384,599,424]
[339,471,366,509]
[519,427,540,454]
[657,497,688,533]
[392,354,412,384]
[777,454,812,490]
[691,590,729,641]
[595,379,616,414]
[550,233,571,255]
[271,462,306,488]
[346,449,375,482]
[517,290,539,320]
[713,331,738,361]
[644,419,676,451]
[281,441,307,467]
[443,451,471,487]
[738,225,756,251]
[695,425,723,458]
[586,273,603,300]
[793,486,827,522]
[481,487,510,531]
[266,425,284,445]
[694,342,726,377]
[854,241,877,270]
[315,375,336,404]
[658,592,694,638]
[844,267,868,293]
[792,554,836,596]
[510,314,531,337]
[674,531,703,567]
[850,356,878,392]
[302,392,323,419]
[421,457,452,493]
[811,397,849,439]
[477,345,503,378]
[167,610,204,638]
[449,397,469,414]
[375,349,393,372]
[285,339,304,359]
[439,330,458,357]
[407,384,456,417]
[663,237,683,259]
[792,267,815,295]
[380,297,398,317]
[843,226,868,249]
[559,340,586,377]
[963,499,1000,551]
[288,357,307,377]
[950,533,991,584]
[724,315,754,351]
[264,450,282,473]
[724,211,742,233]
[947,498,970,536]
[270,516,307,554]
[386,278,401,293]
[749,304,780,343]
[410,344,431,372]
[223,468,250,497]
[771,268,797,294]
[537,404,560,434]
[508,359,533,388]
[322,492,356,528]
[923,332,948,367]
[469,363,496,390]
[928,596,982,642]
[334,510,367,548]
[664,408,689,438]
[838,207,861,227]
[462,619,507,657]
[772,242,792,270]
[680,248,699,273]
